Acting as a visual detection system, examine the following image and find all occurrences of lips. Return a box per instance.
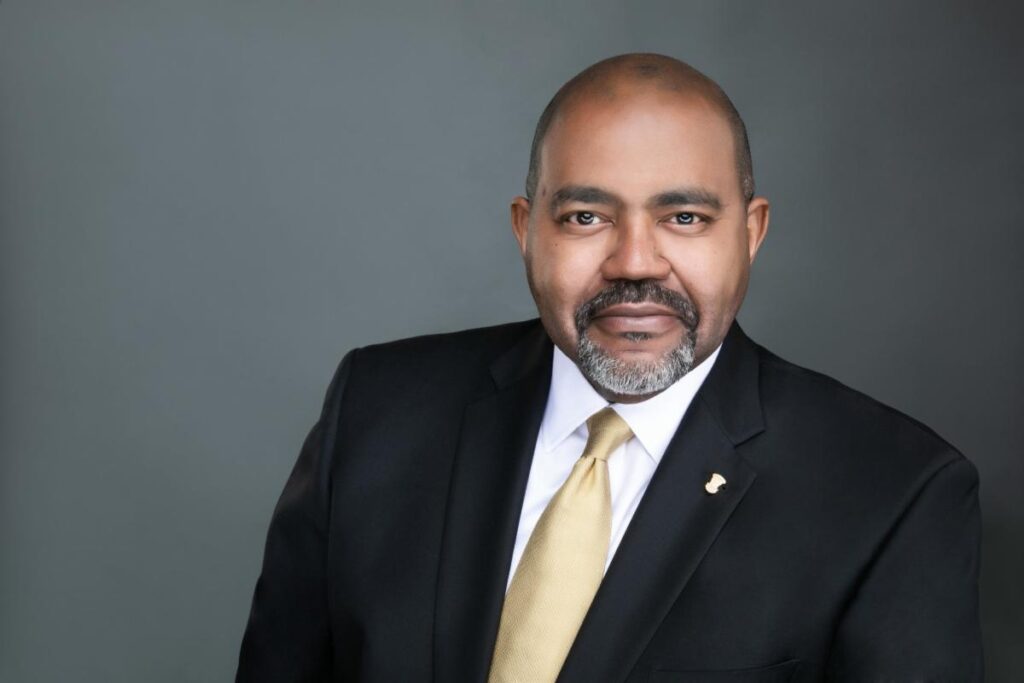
[589,303,682,336]
[593,303,681,318]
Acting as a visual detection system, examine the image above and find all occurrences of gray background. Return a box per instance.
[2,1,1021,680]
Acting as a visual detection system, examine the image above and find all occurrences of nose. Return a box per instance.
[599,218,672,282]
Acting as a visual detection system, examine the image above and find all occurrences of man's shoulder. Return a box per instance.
[336,318,544,400]
[748,337,970,479]
[355,318,540,367]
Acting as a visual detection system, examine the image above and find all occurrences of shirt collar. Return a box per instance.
[539,342,723,463]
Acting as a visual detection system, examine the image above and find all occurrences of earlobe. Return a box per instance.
[510,196,531,257]
[745,197,770,264]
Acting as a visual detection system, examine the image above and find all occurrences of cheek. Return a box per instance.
[665,232,750,314]
[529,238,605,311]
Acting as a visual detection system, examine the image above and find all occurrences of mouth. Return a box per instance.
[573,280,700,346]
[593,303,681,319]
[590,303,683,336]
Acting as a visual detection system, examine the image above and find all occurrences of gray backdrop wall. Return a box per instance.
[2,2,1021,681]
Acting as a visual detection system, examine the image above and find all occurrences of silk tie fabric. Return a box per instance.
[488,406,635,683]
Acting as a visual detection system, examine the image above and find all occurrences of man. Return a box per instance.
[236,54,982,681]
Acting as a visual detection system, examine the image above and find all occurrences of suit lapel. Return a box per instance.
[557,322,765,683]
[433,322,553,683]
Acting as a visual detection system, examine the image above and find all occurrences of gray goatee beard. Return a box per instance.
[574,280,699,397]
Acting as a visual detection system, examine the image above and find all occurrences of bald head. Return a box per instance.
[524,53,755,203]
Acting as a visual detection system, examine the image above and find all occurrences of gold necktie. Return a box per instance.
[488,406,634,683]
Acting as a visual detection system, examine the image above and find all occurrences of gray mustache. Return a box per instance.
[574,280,699,333]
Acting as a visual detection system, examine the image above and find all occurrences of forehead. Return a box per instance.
[537,88,738,201]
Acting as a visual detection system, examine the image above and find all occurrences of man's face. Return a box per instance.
[511,87,769,402]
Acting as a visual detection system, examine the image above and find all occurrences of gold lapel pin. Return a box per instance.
[704,472,727,495]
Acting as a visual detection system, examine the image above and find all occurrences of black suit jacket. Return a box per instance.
[236,319,982,682]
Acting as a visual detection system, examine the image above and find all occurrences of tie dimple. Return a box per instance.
[583,406,633,462]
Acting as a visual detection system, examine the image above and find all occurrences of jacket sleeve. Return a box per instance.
[235,348,357,683]
[825,455,983,681]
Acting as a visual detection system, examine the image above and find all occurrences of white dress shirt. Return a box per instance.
[505,342,722,591]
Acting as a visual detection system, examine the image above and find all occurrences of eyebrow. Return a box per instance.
[647,188,723,211]
[549,185,622,210]
[548,184,723,212]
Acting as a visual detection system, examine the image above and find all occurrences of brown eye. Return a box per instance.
[675,212,696,225]
[574,212,597,225]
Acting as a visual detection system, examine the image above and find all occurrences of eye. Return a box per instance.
[664,212,711,232]
[568,211,599,226]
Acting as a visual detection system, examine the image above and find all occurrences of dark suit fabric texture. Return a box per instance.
[236,319,983,682]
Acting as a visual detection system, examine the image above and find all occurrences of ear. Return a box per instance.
[510,196,531,257]
[744,196,770,264]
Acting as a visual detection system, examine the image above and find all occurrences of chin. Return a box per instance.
[575,325,697,397]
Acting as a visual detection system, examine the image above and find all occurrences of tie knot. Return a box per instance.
[583,407,634,462]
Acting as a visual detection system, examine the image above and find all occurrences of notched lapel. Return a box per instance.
[433,323,552,683]
[558,322,766,683]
